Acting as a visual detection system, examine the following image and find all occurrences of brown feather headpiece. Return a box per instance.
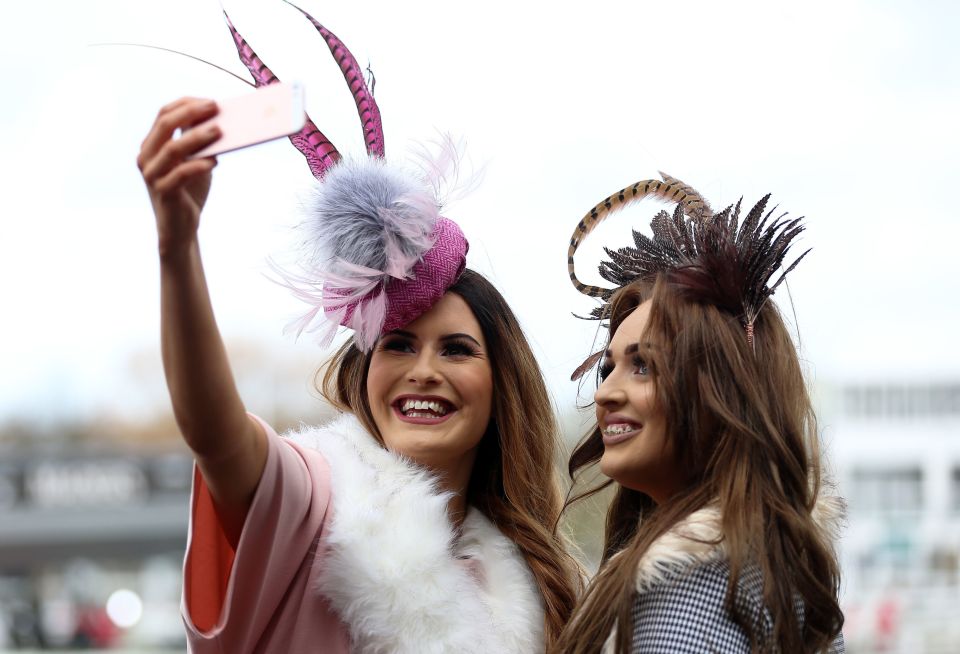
[569,175,809,380]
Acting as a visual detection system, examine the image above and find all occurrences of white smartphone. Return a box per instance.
[188,81,306,159]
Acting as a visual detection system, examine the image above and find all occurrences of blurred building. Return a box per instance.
[2,382,959,651]
[827,381,960,653]
[0,345,337,650]
[0,447,192,649]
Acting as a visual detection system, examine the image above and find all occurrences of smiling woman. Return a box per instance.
[367,292,493,482]
[594,301,675,504]
[555,176,845,653]
[267,268,579,653]
[321,269,580,633]
[135,4,578,652]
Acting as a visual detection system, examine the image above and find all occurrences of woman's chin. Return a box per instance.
[385,430,465,467]
[599,451,643,490]
[598,451,624,483]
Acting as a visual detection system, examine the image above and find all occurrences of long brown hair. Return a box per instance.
[320,268,579,648]
[554,276,843,653]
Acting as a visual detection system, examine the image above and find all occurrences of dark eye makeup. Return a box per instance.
[599,351,650,381]
[599,361,614,381]
[378,336,414,353]
[376,333,482,358]
[632,354,650,376]
[442,338,481,357]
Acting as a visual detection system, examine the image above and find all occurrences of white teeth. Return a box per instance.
[400,399,449,416]
[603,423,636,435]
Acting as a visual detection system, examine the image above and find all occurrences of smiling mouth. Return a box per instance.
[393,397,455,423]
[601,422,641,445]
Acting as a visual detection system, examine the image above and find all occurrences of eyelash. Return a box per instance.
[378,338,479,358]
[380,338,414,353]
[599,363,613,381]
[599,355,650,381]
[442,339,480,357]
[633,355,650,376]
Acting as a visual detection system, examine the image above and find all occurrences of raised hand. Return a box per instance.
[137,97,221,257]
[139,97,265,545]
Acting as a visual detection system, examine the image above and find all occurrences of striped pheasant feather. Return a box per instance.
[224,11,341,178]
[282,0,385,158]
[570,190,809,376]
[567,172,712,298]
[592,195,808,328]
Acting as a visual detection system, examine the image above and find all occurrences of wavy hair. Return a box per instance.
[320,268,579,649]
[554,276,843,653]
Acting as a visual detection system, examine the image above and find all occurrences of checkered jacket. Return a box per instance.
[602,497,846,653]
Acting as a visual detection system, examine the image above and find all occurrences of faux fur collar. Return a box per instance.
[286,414,545,654]
[600,492,845,653]
[629,492,846,593]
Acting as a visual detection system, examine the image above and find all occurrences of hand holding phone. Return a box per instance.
[188,82,306,159]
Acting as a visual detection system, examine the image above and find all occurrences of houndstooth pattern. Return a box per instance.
[627,559,845,653]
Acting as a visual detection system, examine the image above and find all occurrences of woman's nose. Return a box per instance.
[594,374,625,409]
[407,351,441,385]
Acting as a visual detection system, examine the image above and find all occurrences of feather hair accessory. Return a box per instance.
[226,2,468,350]
[569,175,809,380]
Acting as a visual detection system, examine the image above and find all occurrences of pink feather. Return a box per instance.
[281,0,386,158]
[223,10,341,179]
[349,290,388,351]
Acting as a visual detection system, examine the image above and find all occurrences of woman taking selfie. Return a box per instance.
[555,175,845,653]
[136,5,577,652]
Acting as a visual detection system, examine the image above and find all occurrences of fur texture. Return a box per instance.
[225,4,472,351]
[599,493,846,653]
[304,157,438,278]
[627,494,844,594]
[274,155,447,349]
[285,415,544,654]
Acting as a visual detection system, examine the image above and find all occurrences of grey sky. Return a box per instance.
[1,0,957,424]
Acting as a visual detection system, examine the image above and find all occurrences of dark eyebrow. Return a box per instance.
[442,332,482,347]
[385,330,482,348]
[603,343,641,361]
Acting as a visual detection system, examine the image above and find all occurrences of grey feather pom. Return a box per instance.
[302,156,440,279]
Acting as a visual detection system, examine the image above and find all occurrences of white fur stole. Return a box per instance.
[286,414,544,654]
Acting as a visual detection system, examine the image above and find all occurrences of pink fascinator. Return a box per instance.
[225,1,468,350]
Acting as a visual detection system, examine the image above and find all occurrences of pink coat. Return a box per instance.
[180,414,545,653]
[182,417,351,653]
